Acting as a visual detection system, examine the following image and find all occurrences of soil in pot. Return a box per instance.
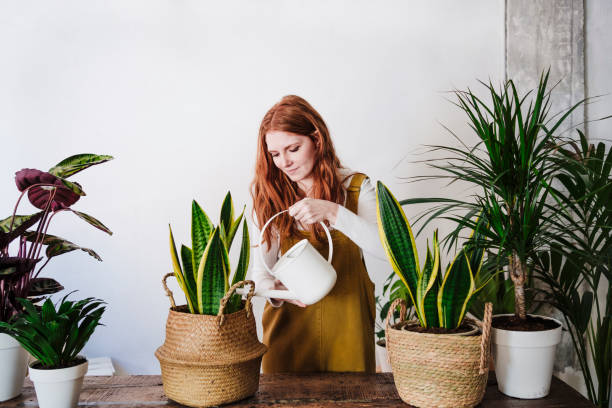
[30,357,87,370]
[492,315,560,331]
[401,321,478,335]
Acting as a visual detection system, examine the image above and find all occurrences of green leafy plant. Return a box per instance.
[169,192,249,315]
[0,295,105,369]
[401,71,586,321]
[0,154,113,323]
[376,181,491,329]
[534,131,612,407]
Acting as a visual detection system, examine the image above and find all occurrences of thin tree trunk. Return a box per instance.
[509,251,527,320]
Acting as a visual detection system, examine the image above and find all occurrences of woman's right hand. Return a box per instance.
[273,279,307,307]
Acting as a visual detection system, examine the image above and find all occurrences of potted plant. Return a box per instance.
[400,71,587,398]
[155,193,267,407]
[0,295,105,408]
[534,131,611,407]
[0,154,112,401]
[376,181,493,408]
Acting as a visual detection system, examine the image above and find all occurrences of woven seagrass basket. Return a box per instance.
[155,277,267,407]
[385,299,493,408]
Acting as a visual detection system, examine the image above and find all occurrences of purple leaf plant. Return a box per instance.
[0,154,113,323]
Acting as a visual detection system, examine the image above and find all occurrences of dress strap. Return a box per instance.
[344,173,367,214]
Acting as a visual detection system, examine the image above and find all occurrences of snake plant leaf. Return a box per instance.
[48,154,114,179]
[0,212,44,248]
[196,227,228,315]
[231,219,250,286]
[226,206,245,250]
[438,250,475,328]
[180,245,197,305]
[69,210,112,235]
[219,192,234,238]
[376,181,421,322]
[191,200,213,277]
[169,225,194,313]
[418,231,441,327]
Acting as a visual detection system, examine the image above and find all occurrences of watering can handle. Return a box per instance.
[258,210,333,277]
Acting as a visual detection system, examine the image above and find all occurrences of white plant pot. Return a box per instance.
[0,333,29,401]
[491,314,562,399]
[29,358,88,408]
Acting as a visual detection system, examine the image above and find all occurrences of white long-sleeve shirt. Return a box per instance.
[248,169,387,306]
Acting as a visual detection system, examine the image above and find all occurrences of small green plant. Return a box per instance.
[376,181,491,329]
[169,192,249,315]
[0,295,105,369]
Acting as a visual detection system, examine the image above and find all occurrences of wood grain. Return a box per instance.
[1,373,593,407]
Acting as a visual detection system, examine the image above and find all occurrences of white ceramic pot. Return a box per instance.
[0,333,29,401]
[375,340,392,372]
[491,314,562,399]
[29,358,88,408]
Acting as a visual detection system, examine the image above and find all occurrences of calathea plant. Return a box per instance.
[169,192,249,315]
[376,181,491,329]
[0,154,113,323]
[0,295,105,369]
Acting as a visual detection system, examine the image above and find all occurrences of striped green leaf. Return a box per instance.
[219,192,234,237]
[70,210,113,235]
[226,206,245,250]
[196,227,228,315]
[48,154,114,179]
[180,245,197,306]
[418,231,441,327]
[231,219,250,286]
[169,225,194,313]
[376,181,422,323]
[191,200,213,275]
[438,250,475,328]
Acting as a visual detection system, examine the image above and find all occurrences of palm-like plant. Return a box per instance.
[534,131,612,407]
[376,181,490,329]
[0,295,105,369]
[169,192,249,315]
[402,71,585,321]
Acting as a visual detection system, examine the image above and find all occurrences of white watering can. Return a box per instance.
[236,210,337,305]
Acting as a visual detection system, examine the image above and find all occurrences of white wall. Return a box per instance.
[0,1,504,374]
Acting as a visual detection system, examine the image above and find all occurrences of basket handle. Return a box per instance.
[478,302,493,375]
[384,298,407,352]
[162,273,177,308]
[217,280,256,327]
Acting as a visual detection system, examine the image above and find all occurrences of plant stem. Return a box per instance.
[509,251,527,319]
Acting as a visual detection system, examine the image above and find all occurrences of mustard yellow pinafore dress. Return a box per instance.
[262,173,376,373]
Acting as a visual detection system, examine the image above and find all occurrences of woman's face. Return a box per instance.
[265,130,317,184]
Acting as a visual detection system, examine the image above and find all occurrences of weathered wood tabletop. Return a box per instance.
[2,372,593,407]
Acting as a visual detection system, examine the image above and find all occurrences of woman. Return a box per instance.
[250,95,386,373]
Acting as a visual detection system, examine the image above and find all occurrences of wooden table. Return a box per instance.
[2,372,593,407]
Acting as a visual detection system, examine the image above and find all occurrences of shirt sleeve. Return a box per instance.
[247,212,284,307]
[331,176,388,261]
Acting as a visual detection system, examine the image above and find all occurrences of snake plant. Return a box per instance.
[376,181,490,329]
[168,192,249,315]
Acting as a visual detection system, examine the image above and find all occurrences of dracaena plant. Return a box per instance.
[376,181,491,329]
[0,295,105,369]
[0,154,113,323]
[400,70,586,321]
[169,192,249,315]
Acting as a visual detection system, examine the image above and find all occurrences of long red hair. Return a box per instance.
[251,95,347,249]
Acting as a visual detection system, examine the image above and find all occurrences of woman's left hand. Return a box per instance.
[288,198,339,225]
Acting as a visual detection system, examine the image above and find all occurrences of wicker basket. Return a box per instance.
[385,299,492,408]
[155,276,267,407]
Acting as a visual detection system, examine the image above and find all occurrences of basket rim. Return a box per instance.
[388,318,483,341]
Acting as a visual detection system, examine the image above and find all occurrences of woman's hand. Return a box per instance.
[288,198,339,225]
[272,279,306,307]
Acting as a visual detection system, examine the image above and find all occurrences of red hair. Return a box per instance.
[251,95,347,249]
